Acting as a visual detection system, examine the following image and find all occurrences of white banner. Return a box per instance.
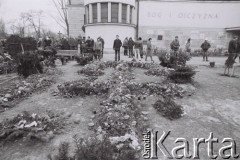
[139,1,240,28]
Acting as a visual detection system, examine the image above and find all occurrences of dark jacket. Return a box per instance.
[201,41,211,51]
[228,40,238,53]
[128,39,135,50]
[86,39,94,48]
[170,40,180,51]
[99,38,105,49]
[236,40,240,53]
[113,39,122,50]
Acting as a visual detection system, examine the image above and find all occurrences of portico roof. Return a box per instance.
[225,27,240,31]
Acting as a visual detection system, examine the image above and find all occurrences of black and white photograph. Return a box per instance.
[0,0,240,159]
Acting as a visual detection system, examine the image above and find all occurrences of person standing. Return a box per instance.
[145,38,153,61]
[93,38,102,61]
[86,36,94,54]
[201,39,211,61]
[224,35,238,76]
[170,36,180,57]
[185,38,191,56]
[128,37,135,58]
[99,36,105,58]
[234,36,240,62]
[134,37,142,60]
[113,35,122,61]
[123,37,129,56]
[139,37,144,59]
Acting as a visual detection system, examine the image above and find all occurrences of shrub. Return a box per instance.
[5,35,37,59]
[75,55,93,66]
[153,98,184,120]
[49,137,138,160]
[159,51,191,68]
[168,66,196,83]
[17,51,43,78]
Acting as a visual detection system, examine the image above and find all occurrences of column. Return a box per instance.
[132,7,135,25]
[118,3,122,23]
[127,5,130,24]
[108,2,111,22]
[97,3,101,23]
[89,4,93,23]
[85,6,89,24]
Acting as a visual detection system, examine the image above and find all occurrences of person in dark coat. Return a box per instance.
[234,36,240,62]
[201,39,211,61]
[113,35,122,61]
[128,37,134,58]
[86,36,94,54]
[170,36,180,57]
[224,35,238,76]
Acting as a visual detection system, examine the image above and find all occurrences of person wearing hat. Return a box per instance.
[201,38,211,61]
[170,36,180,57]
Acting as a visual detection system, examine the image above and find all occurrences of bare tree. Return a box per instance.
[51,0,69,38]
[21,10,43,39]
[0,18,7,37]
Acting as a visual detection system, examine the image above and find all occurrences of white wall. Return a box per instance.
[139,1,240,28]
[71,0,84,5]
[85,24,136,48]
[68,6,85,37]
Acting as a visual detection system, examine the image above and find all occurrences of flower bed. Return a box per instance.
[57,78,113,97]
[77,63,105,77]
[153,98,184,120]
[0,68,59,112]
[144,67,173,77]
[0,111,65,143]
[53,61,188,159]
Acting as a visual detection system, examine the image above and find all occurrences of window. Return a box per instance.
[111,3,118,23]
[122,4,127,23]
[158,35,163,40]
[101,3,108,23]
[130,6,133,24]
[92,3,97,23]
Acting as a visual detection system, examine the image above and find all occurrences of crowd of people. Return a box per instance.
[112,35,153,62]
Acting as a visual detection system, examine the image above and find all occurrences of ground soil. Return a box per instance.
[0,56,239,160]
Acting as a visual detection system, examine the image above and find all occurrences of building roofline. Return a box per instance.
[225,27,240,31]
